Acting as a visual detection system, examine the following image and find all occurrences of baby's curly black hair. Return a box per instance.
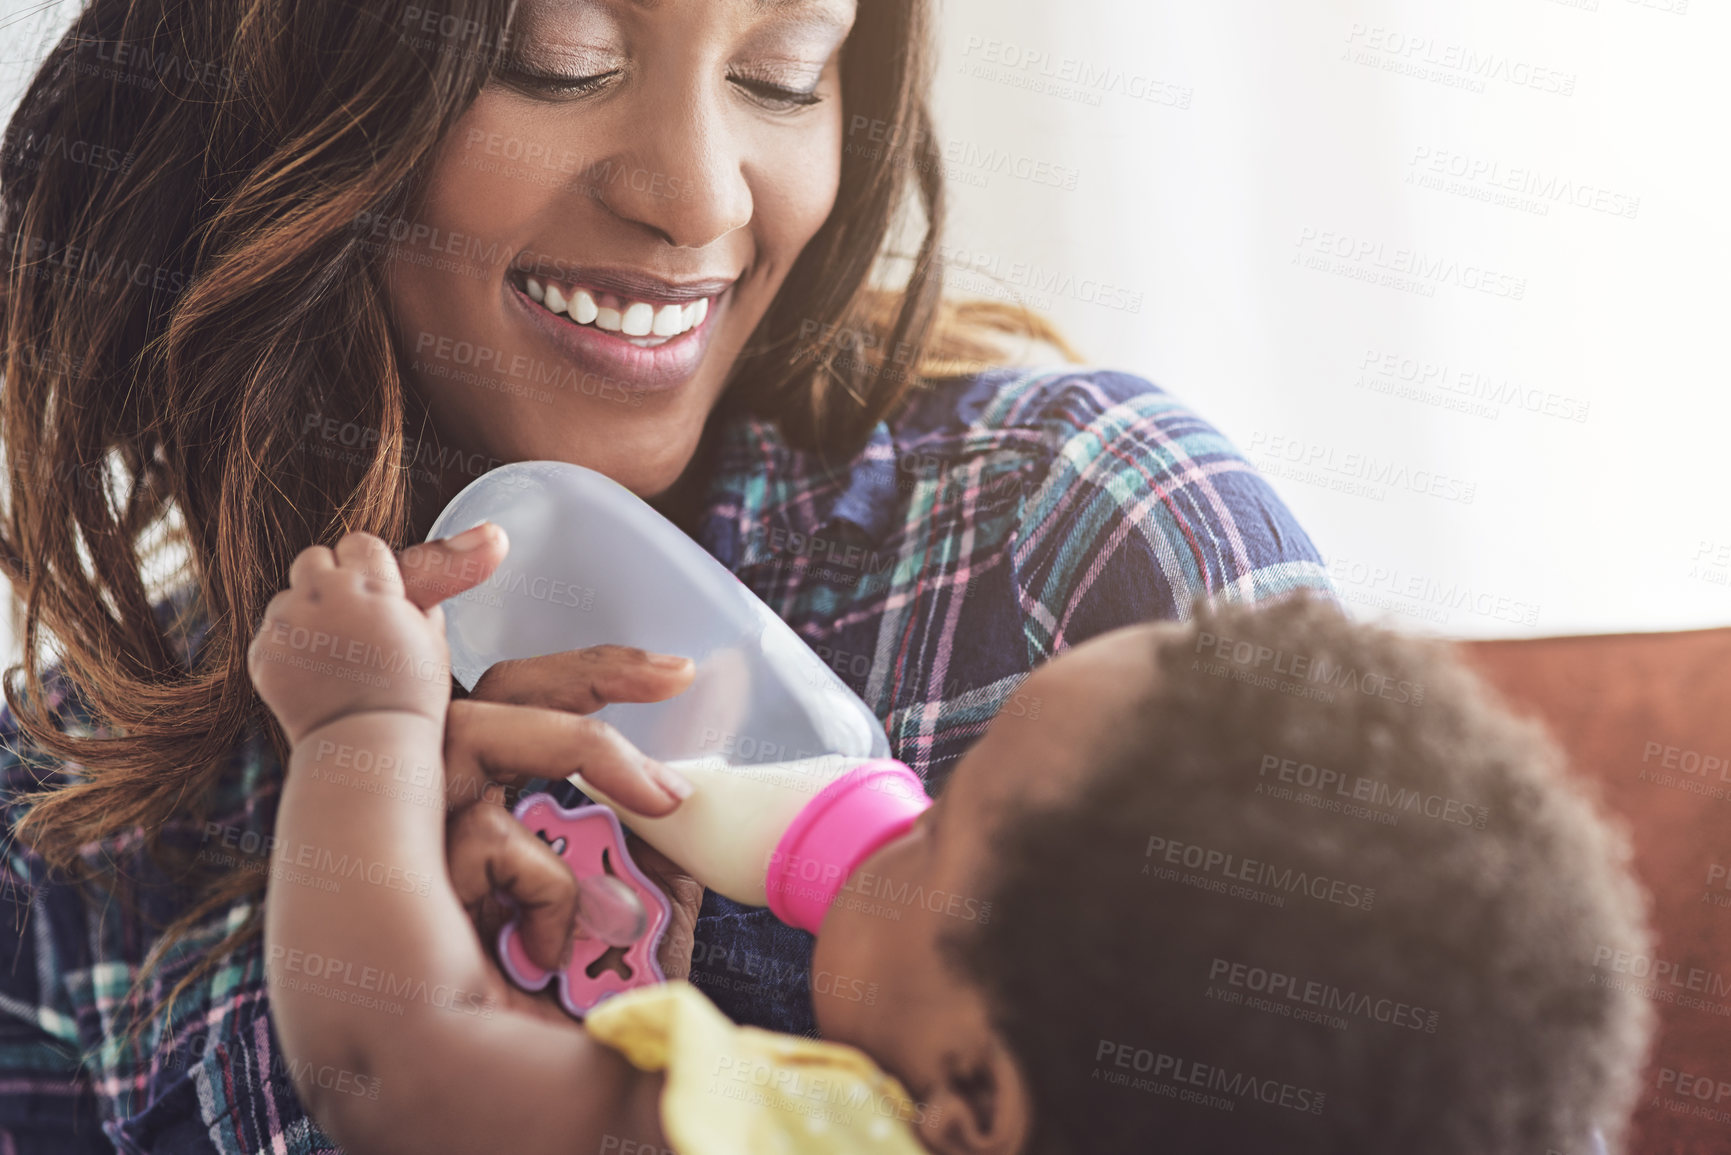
[943,592,1654,1155]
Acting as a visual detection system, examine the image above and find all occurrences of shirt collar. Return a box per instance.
[818,419,900,539]
[696,410,901,570]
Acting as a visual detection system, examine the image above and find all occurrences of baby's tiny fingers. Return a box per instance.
[287,545,336,590]
[447,802,579,973]
[332,531,404,595]
[246,592,297,663]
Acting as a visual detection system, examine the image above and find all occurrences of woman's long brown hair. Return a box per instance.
[0,0,1078,1038]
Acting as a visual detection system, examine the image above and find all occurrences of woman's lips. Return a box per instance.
[502,274,729,395]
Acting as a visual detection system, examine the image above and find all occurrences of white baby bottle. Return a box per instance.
[427,461,931,934]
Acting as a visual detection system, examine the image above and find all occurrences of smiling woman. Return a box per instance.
[390,0,870,505]
[0,0,1330,1150]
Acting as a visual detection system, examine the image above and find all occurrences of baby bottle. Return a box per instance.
[577,753,930,932]
[428,461,932,936]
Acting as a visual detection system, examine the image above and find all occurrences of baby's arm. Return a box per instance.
[250,532,671,1155]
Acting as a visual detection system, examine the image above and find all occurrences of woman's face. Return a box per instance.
[387,0,855,520]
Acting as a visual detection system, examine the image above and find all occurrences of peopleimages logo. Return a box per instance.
[1326,554,1542,629]
[1257,754,1489,830]
[1341,24,1577,97]
[1246,432,1478,508]
[835,864,993,924]
[1092,1040,1326,1115]
[1356,348,1591,425]
[1206,957,1440,1033]
[936,244,1144,313]
[265,945,497,1018]
[1407,146,1640,221]
[1590,945,1731,1014]
[711,1053,939,1127]
[1293,227,1527,302]
[1144,835,1376,911]
[956,36,1193,110]
[198,822,435,896]
[1193,629,1427,706]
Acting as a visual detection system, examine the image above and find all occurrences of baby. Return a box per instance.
[249,531,1653,1155]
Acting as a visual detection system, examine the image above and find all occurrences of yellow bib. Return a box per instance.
[585,981,931,1155]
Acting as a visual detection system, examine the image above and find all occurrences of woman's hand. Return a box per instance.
[394,525,707,980]
[396,525,694,811]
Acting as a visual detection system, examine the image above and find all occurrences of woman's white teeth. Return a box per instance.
[525,276,711,345]
[572,289,599,325]
[622,302,655,337]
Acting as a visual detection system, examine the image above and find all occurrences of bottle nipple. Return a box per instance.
[576,873,650,948]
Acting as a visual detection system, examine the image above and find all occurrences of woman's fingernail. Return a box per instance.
[442,522,496,552]
[650,759,694,800]
[647,652,691,669]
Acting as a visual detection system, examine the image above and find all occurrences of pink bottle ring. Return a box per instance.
[765,758,931,934]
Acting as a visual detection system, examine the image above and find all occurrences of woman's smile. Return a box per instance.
[389,0,852,507]
[503,264,738,393]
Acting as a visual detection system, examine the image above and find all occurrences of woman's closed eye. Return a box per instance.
[729,72,824,111]
[493,57,825,113]
[495,60,621,99]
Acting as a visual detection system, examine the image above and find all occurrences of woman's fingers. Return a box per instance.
[447,802,578,973]
[395,522,510,610]
[443,698,693,816]
[468,645,695,715]
[445,646,696,809]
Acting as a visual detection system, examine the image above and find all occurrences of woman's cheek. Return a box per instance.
[753,110,844,250]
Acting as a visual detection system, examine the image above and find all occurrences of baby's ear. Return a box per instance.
[926,1039,1033,1155]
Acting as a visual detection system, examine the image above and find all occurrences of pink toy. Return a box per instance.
[764,759,932,934]
[497,794,673,1018]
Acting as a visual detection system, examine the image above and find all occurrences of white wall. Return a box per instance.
[928,0,1729,638]
[0,0,1724,656]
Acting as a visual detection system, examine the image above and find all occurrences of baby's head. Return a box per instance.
[812,592,1654,1155]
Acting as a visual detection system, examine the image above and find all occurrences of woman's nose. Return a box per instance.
[587,92,754,250]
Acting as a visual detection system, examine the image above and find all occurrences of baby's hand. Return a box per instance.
[247,531,452,747]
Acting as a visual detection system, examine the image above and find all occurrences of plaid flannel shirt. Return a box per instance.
[0,366,1332,1152]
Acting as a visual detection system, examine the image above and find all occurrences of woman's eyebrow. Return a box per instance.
[751,0,852,19]
[611,0,853,25]
[748,0,855,40]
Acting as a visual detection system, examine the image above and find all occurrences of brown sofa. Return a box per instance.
[1459,628,1731,1155]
